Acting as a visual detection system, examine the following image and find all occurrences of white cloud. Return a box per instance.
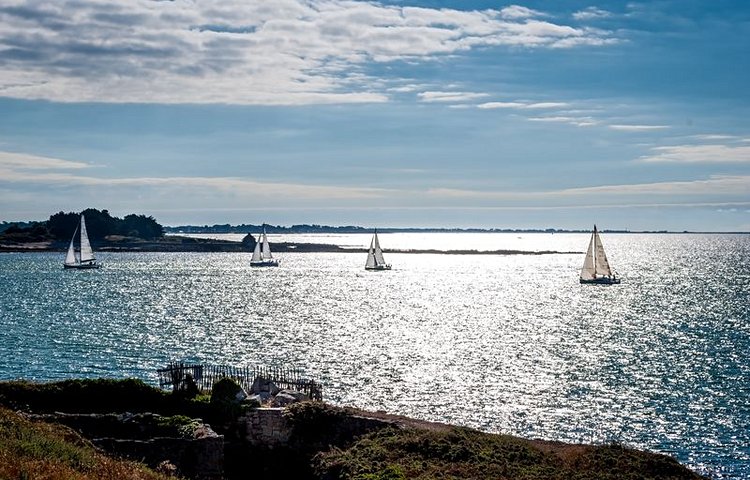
[639,144,750,163]
[418,91,489,103]
[425,176,750,199]
[0,150,388,199]
[0,0,619,105]
[573,7,613,21]
[499,5,546,20]
[691,134,737,141]
[528,116,599,127]
[477,101,527,109]
[0,151,89,170]
[477,100,569,109]
[609,124,669,131]
[559,175,750,196]
[522,102,570,109]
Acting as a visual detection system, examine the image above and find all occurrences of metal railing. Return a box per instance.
[157,362,323,401]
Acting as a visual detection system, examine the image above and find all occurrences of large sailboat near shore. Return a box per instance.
[365,231,391,271]
[63,214,101,269]
[580,225,619,284]
[250,227,280,267]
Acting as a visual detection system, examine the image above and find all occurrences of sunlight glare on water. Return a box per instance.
[1,233,748,478]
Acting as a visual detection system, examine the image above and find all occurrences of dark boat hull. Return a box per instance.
[365,264,391,271]
[580,276,620,285]
[64,263,101,269]
[250,260,280,267]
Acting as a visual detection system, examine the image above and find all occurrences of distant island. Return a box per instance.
[0,210,583,255]
[1,208,744,252]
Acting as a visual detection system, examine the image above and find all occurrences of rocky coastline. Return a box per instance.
[0,378,706,480]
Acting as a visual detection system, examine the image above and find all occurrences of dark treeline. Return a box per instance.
[165,224,635,234]
[166,224,372,234]
[47,208,164,241]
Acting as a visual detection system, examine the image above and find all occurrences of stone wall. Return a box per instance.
[94,435,223,479]
[34,412,224,480]
[241,407,292,447]
[238,407,393,448]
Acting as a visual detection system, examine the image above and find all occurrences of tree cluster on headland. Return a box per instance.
[0,208,164,243]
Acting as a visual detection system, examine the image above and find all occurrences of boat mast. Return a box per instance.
[592,225,598,277]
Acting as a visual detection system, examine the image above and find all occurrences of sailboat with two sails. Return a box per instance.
[250,227,280,267]
[580,225,619,284]
[63,214,101,269]
[365,231,391,271]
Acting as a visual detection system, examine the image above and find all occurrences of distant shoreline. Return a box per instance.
[0,239,581,255]
[166,226,750,234]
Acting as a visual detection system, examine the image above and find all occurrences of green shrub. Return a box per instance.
[209,377,246,419]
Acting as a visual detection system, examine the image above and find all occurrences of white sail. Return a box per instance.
[261,231,274,260]
[365,231,390,270]
[64,224,79,266]
[63,214,100,268]
[593,229,613,277]
[365,238,377,269]
[580,225,617,283]
[250,226,279,266]
[373,232,386,265]
[251,236,262,262]
[79,215,95,263]
[580,230,596,280]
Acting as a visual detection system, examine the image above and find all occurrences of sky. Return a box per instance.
[0,0,749,231]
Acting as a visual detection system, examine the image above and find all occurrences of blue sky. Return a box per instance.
[1,1,748,230]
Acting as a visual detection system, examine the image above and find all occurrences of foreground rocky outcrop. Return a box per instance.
[0,379,707,480]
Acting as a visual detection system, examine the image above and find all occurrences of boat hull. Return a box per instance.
[250,260,280,267]
[365,264,391,271]
[580,276,620,285]
[64,263,101,269]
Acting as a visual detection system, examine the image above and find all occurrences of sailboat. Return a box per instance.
[250,227,280,267]
[63,214,101,269]
[365,231,391,271]
[580,225,619,284]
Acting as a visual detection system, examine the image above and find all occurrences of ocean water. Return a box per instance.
[1,233,748,478]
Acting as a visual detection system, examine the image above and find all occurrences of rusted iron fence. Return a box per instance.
[157,362,323,401]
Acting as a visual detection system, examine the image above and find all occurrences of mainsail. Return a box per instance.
[373,232,386,265]
[261,231,274,260]
[79,215,95,263]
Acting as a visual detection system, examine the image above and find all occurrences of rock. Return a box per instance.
[247,392,272,405]
[270,389,309,407]
[250,377,280,396]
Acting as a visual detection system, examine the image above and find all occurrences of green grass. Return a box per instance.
[0,407,175,480]
[313,426,706,480]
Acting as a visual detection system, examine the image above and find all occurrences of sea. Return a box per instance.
[1,232,748,478]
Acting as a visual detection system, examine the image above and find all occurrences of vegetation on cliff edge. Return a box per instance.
[313,426,706,480]
[0,407,176,480]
